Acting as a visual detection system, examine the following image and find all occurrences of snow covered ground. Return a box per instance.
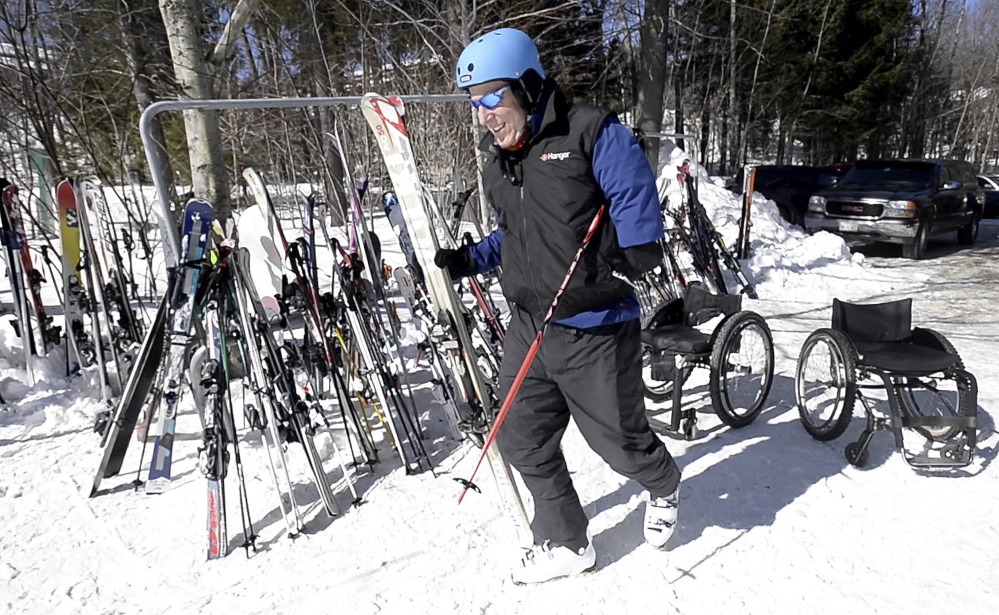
[2,171,998,615]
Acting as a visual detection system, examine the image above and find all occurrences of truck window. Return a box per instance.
[841,165,934,188]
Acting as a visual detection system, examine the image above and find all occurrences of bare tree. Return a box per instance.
[157,0,260,220]
[636,0,669,171]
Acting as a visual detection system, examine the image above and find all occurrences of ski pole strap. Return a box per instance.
[457,203,607,503]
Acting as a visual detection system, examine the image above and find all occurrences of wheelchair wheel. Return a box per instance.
[709,311,774,428]
[795,328,857,440]
[641,347,692,403]
[897,328,964,442]
[845,442,870,467]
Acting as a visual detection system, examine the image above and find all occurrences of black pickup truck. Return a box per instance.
[804,159,984,259]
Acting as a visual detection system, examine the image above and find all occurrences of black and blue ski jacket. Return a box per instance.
[469,85,663,327]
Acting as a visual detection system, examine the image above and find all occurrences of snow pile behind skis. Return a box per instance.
[655,146,925,301]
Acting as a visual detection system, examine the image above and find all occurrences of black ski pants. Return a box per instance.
[495,306,682,550]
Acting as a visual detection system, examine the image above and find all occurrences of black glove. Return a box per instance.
[612,241,663,282]
[434,246,476,280]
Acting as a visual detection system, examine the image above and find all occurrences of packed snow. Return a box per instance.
[1,156,997,615]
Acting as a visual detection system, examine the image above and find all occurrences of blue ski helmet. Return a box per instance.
[455,28,545,90]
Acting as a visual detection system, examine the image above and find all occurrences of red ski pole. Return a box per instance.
[457,204,607,503]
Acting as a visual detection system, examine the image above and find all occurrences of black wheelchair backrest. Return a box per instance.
[831,298,912,343]
[684,282,742,326]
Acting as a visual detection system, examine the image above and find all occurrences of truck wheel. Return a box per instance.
[957,211,980,245]
[902,221,929,260]
[778,205,802,228]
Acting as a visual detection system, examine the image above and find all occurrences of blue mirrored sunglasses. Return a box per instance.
[469,85,511,110]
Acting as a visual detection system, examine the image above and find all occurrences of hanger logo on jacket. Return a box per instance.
[539,151,571,162]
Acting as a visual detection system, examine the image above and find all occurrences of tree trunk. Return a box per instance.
[159,0,230,219]
[207,0,261,68]
[727,0,738,173]
[118,0,172,187]
[635,0,669,172]
[700,103,711,169]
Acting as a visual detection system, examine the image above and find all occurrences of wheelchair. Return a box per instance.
[795,298,978,469]
[640,282,775,440]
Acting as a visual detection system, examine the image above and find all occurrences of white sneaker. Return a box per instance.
[644,485,680,549]
[511,540,596,584]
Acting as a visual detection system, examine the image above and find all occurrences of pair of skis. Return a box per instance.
[0,180,63,384]
[91,200,288,558]
[56,177,147,408]
[660,164,757,299]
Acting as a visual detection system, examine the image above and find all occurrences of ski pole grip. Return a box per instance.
[582,204,606,243]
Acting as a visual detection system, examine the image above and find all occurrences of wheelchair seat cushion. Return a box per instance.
[854,341,959,375]
[641,324,711,354]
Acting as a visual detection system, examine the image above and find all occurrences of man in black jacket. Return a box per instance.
[438,28,682,584]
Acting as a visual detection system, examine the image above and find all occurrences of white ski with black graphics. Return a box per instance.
[361,92,531,545]
[234,200,284,323]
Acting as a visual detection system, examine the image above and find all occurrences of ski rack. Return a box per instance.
[139,95,467,270]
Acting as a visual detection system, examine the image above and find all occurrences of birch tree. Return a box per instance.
[157,0,260,220]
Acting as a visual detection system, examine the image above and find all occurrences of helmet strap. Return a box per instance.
[511,70,547,114]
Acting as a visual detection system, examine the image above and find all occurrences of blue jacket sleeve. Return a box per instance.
[591,117,664,247]
[467,227,502,274]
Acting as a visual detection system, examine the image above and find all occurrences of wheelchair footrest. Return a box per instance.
[902,442,976,468]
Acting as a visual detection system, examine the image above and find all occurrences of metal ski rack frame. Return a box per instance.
[139,94,467,269]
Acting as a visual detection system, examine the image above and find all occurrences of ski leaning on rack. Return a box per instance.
[56,178,97,376]
[1,181,59,357]
[0,179,39,380]
[79,177,144,355]
[90,293,168,496]
[360,92,531,545]
[145,199,213,494]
